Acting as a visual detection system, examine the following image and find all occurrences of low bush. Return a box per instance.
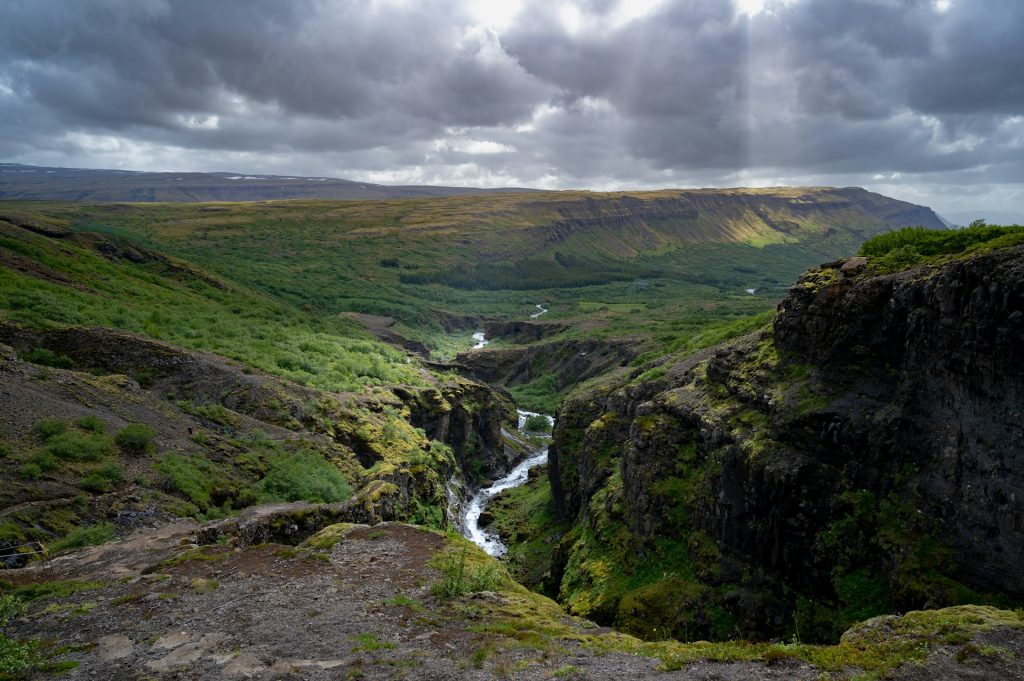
[256,451,351,504]
[44,431,113,462]
[18,464,42,480]
[156,453,214,509]
[523,414,552,433]
[31,419,67,441]
[23,347,72,369]
[74,415,105,434]
[114,424,156,455]
[80,463,124,493]
[431,547,503,599]
[859,223,1024,272]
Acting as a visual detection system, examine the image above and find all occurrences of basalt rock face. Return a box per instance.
[548,245,1024,643]
[400,381,516,481]
[525,187,947,256]
[481,320,570,344]
[455,337,638,391]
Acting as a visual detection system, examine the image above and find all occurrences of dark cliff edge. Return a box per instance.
[547,243,1024,643]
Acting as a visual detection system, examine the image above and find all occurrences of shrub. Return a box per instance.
[0,634,35,675]
[74,415,105,433]
[156,454,212,509]
[49,523,115,553]
[523,414,552,433]
[256,451,351,504]
[114,424,156,455]
[44,431,113,462]
[32,419,67,441]
[23,347,72,369]
[80,463,124,493]
[18,464,42,481]
[0,595,26,630]
[25,451,58,472]
[858,224,1024,272]
[430,548,503,599]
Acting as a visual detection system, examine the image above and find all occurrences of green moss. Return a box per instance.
[301,523,360,550]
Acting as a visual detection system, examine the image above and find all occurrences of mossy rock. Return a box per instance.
[615,576,714,641]
[301,523,363,551]
[841,605,1024,647]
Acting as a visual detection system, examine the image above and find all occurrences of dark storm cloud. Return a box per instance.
[0,0,1021,213]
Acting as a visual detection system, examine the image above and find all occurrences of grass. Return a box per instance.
[0,580,105,603]
[0,216,422,394]
[48,523,115,553]
[0,191,907,366]
[383,594,423,611]
[350,633,396,652]
[430,545,506,599]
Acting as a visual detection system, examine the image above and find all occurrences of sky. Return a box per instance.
[0,0,1022,217]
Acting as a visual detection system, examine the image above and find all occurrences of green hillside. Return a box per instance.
[0,187,944,363]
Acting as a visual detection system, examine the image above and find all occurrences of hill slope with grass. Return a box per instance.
[1,186,945,411]
[0,210,529,566]
[1,196,1021,678]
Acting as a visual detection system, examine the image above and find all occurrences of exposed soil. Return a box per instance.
[6,513,1020,680]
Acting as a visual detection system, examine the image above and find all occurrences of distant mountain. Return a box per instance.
[943,210,1024,227]
[0,163,537,202]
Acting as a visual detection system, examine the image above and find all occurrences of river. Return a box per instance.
[463,326,553,556]
[463,409,553,557]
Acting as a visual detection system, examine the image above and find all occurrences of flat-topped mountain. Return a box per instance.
[0,163,536,202]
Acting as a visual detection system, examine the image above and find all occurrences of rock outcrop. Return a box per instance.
[547,244,1024,642]
[456,337,638,392]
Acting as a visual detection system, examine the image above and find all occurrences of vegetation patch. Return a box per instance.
[859,223,1024,273]
[49,523,115,553]
[114,424,156,455]
[430,543,507,599]
[256,450,352,504]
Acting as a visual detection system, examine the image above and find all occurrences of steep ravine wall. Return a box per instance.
[547,245,1024,642]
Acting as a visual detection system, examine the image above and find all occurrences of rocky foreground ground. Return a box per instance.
[2,505,1022,680]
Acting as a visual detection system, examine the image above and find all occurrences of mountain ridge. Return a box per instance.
[0,162,539,202]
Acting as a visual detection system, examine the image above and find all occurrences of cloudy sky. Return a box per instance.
[1,0,1022,216]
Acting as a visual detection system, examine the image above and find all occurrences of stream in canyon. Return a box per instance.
[463,326,553,556]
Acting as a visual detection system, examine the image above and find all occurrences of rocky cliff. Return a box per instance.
[547,242,1024,642]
